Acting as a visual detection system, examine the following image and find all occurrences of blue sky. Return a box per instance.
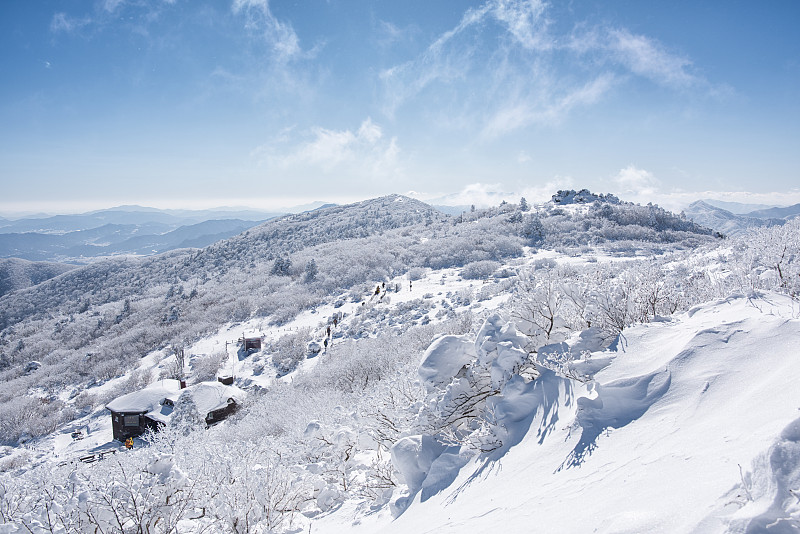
[1,0,798,213]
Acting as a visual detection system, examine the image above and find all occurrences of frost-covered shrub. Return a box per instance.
[270,328,311,377]
[72,389,97,412]
[407,267,427,281]
[533,257,557,270]
[461,260,501,280]
[192,351,225,383]
[231,297,254,322]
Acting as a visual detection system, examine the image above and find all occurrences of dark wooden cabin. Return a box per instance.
[242,337,262,351]
[205,397,239,425]
[105,380,181,442]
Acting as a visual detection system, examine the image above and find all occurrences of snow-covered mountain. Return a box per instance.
[0,191,798,533]
[683,200,782,236]
[701,199,775,215]
[746,202,800,220]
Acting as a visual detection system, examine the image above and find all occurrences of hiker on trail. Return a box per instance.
[125,437,133,450]
[409,280,413,290]
[382,282,386,289]
[326,326,331,337]
[333,318,338,327]
[375,285,381,295]
[324,338,329,350]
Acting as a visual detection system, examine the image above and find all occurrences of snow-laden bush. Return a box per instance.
[461,260,501,280]
[191,351,225,383]
[407,267,427,281]
[270,328,311,377]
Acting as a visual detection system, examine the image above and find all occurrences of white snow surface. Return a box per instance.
[313,292,800,533]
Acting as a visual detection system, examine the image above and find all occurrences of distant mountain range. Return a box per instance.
[0,206,284,263]
[699,199,775,214]
[683,200,800,236]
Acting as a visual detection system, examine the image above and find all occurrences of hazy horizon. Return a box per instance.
[1,187,799,220]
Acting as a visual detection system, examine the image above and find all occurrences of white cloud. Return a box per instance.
[443,183,518,207]
[424,176,575,208]
[379,0,551,118]
[256,118,401,179]
[612,165,661,197]
[519,177,576,203]
[375,20,418,48]
[103,0,125,13]
[50,1,178,35]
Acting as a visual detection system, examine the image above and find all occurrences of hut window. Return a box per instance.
[123,415,139,427]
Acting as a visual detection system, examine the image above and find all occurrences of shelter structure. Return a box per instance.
[241,336,262,352]
[106,380,245,441]
[106,380,181,442]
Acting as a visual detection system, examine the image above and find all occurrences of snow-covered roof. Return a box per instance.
[145,402,175,425]
[177,381,246,415]
[105,379,181,414]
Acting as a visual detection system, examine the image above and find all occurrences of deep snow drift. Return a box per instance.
[314,292,800,533]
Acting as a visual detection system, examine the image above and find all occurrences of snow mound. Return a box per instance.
[418,335,475,393]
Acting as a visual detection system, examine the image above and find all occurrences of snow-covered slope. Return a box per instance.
[314,292,800,533]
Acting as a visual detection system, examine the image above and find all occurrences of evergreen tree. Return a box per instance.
[271,256,292,276]
[305,259,319,282]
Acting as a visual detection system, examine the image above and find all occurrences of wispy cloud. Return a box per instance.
[374,20,418,49]
[232,0,306,62]
[102,0,126,13]
[491,0,551,50]
[254,118,401,180]
[50,0,178,35]
[380,0,711,138]
[483,73,615,137]
[50,12,92,34]
[380,0,551,118]
[569,27,701,89]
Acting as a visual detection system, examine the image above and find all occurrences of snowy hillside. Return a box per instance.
[0,258,74,297]
[0,192,797,533]
[314,292,800,533]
